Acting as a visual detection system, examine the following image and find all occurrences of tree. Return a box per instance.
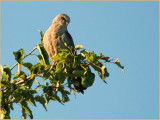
[0,31,124,119]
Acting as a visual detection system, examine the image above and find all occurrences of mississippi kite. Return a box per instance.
[43,13,86,94]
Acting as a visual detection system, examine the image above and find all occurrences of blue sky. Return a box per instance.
[1,1,159,119]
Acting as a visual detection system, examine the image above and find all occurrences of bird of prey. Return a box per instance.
[43,13,75,62]
[43,13,86,94]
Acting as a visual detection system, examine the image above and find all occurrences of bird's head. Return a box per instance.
[52,13,70,27]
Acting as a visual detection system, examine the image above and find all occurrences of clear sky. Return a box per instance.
[1,1,159,119]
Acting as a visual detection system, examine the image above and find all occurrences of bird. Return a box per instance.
[43,13,75,62]
[43,13,86,94]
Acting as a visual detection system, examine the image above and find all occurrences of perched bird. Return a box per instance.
[43,13,75,62]
[43,13,86,94]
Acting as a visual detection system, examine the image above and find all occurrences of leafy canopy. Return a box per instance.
[0,30,124,119]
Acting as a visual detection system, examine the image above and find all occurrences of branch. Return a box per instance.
[82,59,115,66]
[15,76,31,85]
[4,93,46,104]
[10,47,37,70]
[14,74,43,85]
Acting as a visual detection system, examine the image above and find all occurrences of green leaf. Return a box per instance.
[1,80,9,86]
[3,65,11,82]
[1,90,4,102]
[115,59,125,75]
[55,72,66,84]
[1,81,10,89]
[67,78,72,88]
[11,92,22,103]
[101,56,109,61]
[21,101,33,119]
[35,95,47,111]
[43,86,50,93]
[72,70,85,77]
[50,94,63,104]
[9,103,14,110]
[13,47,24,64]
[22,62,33,73]
[2,72,9,83]
[80,49,89,57]
[25,75,36,88]
[13,73,19,79]
[55,51,68,61]
[101,65,109,81]
[56,61,64,72]
[62,95,70,103]
[21,107,27,119]
[45,94,50,106]
[86,52,97,64]
[91,62,109,83]
[99,56,110,61]
[75,45,84,50]
[58,85,70,103]
[31,63,45,75]
[98,52,110,61]
[58,85,70,95]
[20,90,36,101]
[13,71,27,80]
[70,88,76,95]
[63,42,73,52]
[81,72,95,88]
[29,100,33,106]
[73,55,82,68]
[38,30,44,43]
[37,44,50,65]
[43,69,51,80]
[36,55,44,64]
[31,99,37,107]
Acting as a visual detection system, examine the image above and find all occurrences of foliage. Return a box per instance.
[0,30,124,119]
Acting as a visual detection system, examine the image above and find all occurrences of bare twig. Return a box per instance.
[30,54,37,56]
[11,47,37,70]
[83,59,115,66]
[14,74,43,85]
[15,76,31,85]
[37,74,43,77]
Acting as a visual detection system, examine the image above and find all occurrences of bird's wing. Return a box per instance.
[43,27,58,61]
[65,31,75,48]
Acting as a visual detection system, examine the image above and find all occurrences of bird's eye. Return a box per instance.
[61,17,65,21]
